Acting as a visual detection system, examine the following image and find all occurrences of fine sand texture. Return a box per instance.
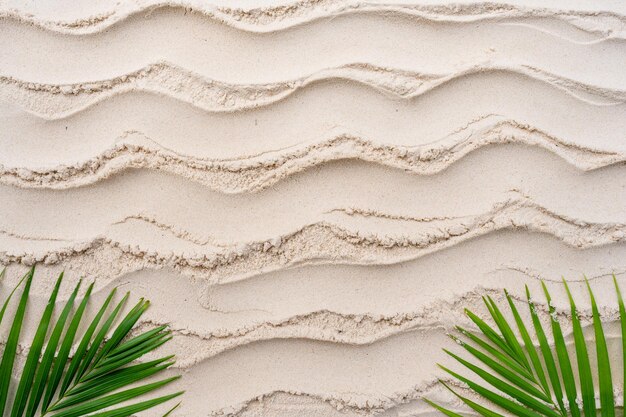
[1,0,626,415]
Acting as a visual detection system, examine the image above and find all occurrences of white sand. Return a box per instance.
[0,1,625,415]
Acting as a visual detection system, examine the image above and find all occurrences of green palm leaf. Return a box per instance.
[0,269,183,417]
[442,350,559,417]
[0,267,34,415]
[439,364,544,417]
[448,333,548,401]
[0,268,28,326]
[541,282,581,417]
[526,285,567,416]
[59,288,117,397]
[438,381,507,417]
[563,280,595,417]
[586,279,614,417]
[614,275,626,413]
[25,279,82,417]
[423,397,468,417]
[483,296,532,372]
[11,272,64,417]
[454,325,533,379]
[426,276,624,417]
[504,290,550,398]
[42,282,94,410]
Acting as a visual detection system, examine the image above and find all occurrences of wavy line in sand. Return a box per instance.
[5,70,624,169]
[1,194,625,283]
[208,381,478,416]
[216,384,466,417]
[7,259,625,362]
[141,290,512,365]
[135,285,626,366]
[9,275,624,362]
[1,116,622,191]
[199,381,465,416]
[5,227,623,303]
[2,62,624,119]
[209,380,626,417]
[151,325,626,416]
[2,1,625,37]
[7,320,619,414]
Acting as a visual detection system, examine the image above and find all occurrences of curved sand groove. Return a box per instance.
[1,0,626,36]
[134,289,626,366]
[195,380,624,417]
[0,283,518,366]
[205,231,626,317]
[0,117,623,191]
[2,72,626,178]
[2,9,626,86]
[5,243,625,362]
[169,378,472,416]
[3,266,612,365]
[218,384,476,417]
[2,145,625,244]
[1,192,625,285]
[132,329,451,414]
[3,62,625,119]
[6,235,624,353]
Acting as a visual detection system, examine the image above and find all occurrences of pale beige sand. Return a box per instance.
[1,1,626,416]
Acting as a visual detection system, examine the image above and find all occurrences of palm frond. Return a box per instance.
[562,280,594,417]
[437,380,507,417]
[587,279,614,417]
[526,285,566,415]
[614,277,626,412]
[11,272,64,417]
[0,268,183,417]
[0,268,34,415]
[0,268,25,325]
[542,282,580,417]
[504,290,550,398]
[425,275,625,417]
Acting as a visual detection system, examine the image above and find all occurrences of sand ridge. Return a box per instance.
[2,0,626,35]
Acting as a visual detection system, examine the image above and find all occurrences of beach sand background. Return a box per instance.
[1,0,625,415]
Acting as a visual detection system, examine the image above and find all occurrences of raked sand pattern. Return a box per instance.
[1,0,626,415]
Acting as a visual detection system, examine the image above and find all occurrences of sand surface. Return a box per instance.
[1,1,625,415]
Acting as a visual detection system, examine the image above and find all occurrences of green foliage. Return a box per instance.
[0,267,183,417]
[425,275,624,417]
